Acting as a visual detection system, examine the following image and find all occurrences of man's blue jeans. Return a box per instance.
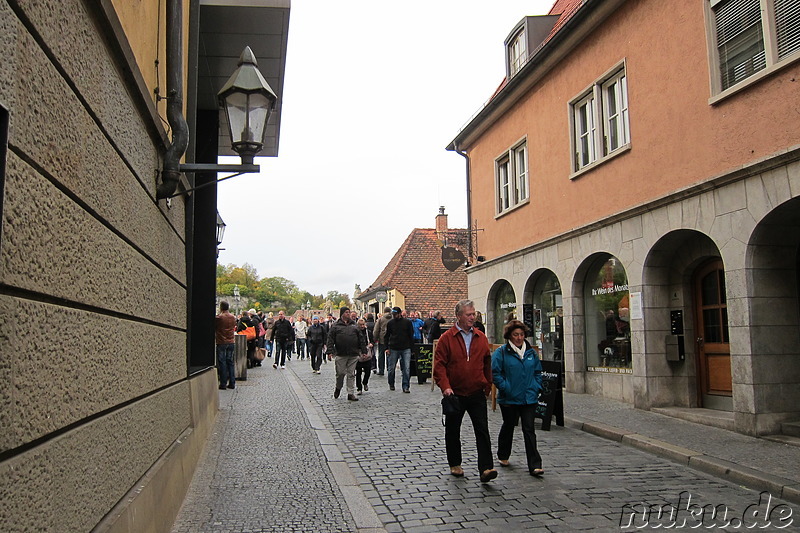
[387,348,411,391]
[216,343,236,388]
[377,344,387,374]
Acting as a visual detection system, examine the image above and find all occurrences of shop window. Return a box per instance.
[531,272,563,361]
[491,280,517,344]
[584,255,632,372]
[708,0,800,94]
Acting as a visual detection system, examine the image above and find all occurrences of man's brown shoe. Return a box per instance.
[480,469,498,483]
[449,466,464,477]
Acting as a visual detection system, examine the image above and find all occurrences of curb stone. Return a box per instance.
[565,415,800,506]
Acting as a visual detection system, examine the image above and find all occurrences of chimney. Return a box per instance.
[435,206,448,233]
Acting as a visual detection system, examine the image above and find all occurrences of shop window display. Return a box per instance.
[584,255,631,372]
[531,272,563,361]
[492,280,517,344]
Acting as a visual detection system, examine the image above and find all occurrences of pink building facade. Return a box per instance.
[449,0,800,436]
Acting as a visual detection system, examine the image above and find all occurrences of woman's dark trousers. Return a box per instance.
[356,360,371,390]
[497,403,542,471]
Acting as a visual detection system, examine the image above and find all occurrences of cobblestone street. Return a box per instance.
[172,358,798,532]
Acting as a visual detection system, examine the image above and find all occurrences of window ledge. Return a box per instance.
[570,144,631,180]
[495,197,530,220]
[709,52,800,106]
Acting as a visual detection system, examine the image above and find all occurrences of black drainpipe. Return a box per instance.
[453,143,472,262]
[157,0,189,199]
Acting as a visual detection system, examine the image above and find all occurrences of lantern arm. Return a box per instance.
[163,167,260,199]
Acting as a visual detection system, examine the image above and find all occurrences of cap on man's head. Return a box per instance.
[313,316,319,321]
[248,308,256,315]
[391,306,402,314]
[340,306,350,315]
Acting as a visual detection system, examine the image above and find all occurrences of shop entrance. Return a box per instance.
[693,259,732,411]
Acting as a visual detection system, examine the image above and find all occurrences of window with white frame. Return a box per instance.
[710,0,800,92]
[496,141,528,215]
[509,30,527,77]
[571,66,630,173]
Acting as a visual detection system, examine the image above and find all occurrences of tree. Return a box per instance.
[216,263,351,314]
[325,290,351,307]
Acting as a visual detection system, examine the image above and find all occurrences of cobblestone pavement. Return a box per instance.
[171,359,360,533]
[173,357,799,532]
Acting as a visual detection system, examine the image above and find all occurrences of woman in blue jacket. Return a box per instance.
[492,320,544,476]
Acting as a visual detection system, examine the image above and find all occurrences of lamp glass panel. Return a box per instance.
[247,93,271,143]
[223,91,249,144]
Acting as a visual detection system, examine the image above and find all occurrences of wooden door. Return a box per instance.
[693,259,732,410]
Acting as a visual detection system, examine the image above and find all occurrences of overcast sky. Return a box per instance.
[216,0,555,297]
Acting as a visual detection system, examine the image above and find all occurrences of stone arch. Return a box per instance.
[640,229,722,410]
[569,252,634,401]
[738,197,800,434]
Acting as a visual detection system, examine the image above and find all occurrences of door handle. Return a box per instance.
[697,337,704,346]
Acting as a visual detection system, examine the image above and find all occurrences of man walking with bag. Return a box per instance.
[433,299,496,483]
[327,307,367,401]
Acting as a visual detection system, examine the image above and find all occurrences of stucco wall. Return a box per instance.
[466,0,800,261]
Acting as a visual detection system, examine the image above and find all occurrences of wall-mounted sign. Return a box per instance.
[376,291,387,302]
[629,292,643,320]
[441,246,465,271]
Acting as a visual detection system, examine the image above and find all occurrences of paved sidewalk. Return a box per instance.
[170,361,382,533]
[172,360,799,532]
[562,392,800,505]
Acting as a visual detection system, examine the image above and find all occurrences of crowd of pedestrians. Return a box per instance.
[214,298,544,485]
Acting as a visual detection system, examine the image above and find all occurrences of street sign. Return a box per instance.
[376,291,387,302]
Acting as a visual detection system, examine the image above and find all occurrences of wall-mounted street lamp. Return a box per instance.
[218,47,277,166]
[157,44,277,199]
[216,212,226,257]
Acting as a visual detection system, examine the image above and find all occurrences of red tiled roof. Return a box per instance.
[544,0,585,47]
[362,228,469,321]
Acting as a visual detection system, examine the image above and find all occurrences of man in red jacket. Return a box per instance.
[433,299,497,483]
